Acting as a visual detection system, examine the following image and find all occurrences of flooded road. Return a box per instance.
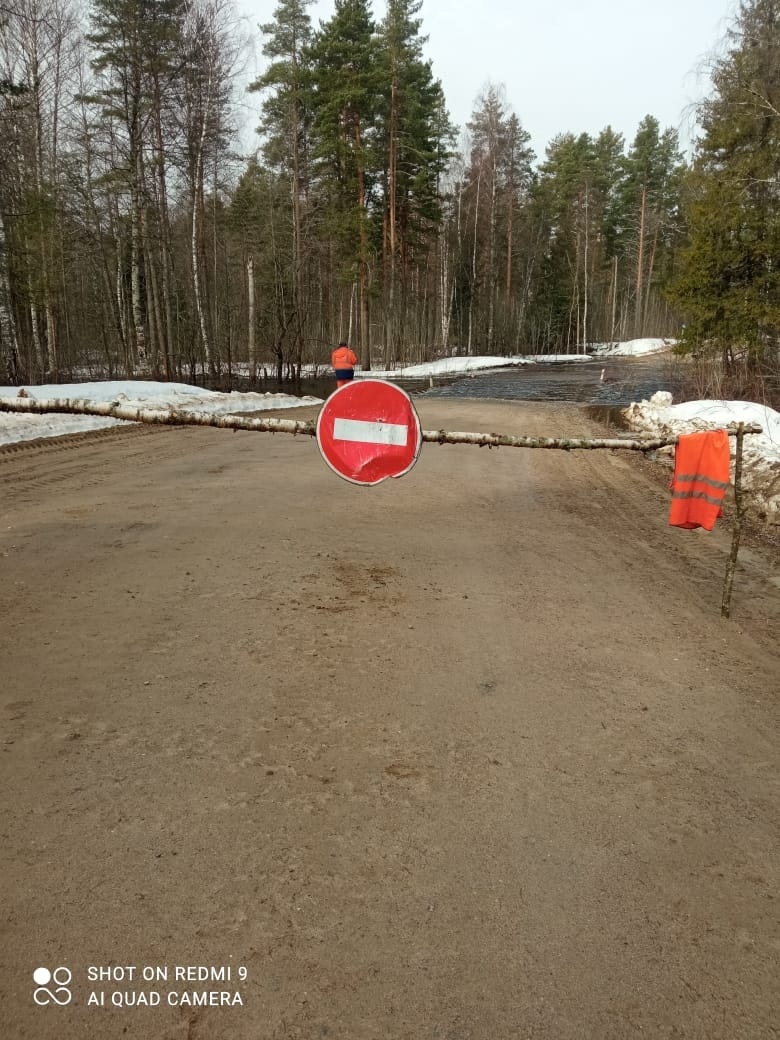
[285,356,675,409]
[419,356,674,406]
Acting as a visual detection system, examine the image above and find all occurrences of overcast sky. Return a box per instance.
[236,0,739,161]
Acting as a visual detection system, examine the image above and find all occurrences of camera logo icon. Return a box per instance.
[33,966,72,1006]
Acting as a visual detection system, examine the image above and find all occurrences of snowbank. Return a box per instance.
[591,338,675,357]
[364,356,534,378]
[624,392,780,524]
[0,381,323,447]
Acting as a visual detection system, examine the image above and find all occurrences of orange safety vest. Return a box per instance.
[669,430,730,531]
[331,346,357,371]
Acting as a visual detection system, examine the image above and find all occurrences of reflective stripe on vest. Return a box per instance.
[671,472,730,507]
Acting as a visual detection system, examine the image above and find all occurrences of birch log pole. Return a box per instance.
[0,398,763,453]
[721,422,746,619]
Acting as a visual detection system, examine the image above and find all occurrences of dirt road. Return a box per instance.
[1,399,778,1040]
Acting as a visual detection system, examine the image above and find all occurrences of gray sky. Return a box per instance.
[236,0,739,160]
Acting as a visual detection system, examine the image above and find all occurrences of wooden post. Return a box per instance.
[721,422,745,619]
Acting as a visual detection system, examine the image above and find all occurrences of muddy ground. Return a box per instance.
[1,398,778,1040]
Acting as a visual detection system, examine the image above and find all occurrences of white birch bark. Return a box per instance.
[438,226,453,353]
[468,173,480,356]
[0,397,762,450]
[192,122,211,371]
[247,254,256,379]
[487,158,497,352]
[0,214,20,378]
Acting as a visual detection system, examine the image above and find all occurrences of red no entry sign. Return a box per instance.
[316,379,422,485]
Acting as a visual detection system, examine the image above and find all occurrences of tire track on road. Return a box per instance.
[0,424,190,505]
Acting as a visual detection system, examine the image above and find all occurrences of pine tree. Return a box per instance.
[307,0,381,365]
[590,127,626,340]
[176,0,239,376]
[670,0,779,383]
[250,0,314,369]
[532,131,597,350]
[375,0,453,360]
[87,0,185,373]
[458,86,532,352]
[618,116,685,337]
[502,113,534,294]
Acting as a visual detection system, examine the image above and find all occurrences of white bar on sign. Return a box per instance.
[333,417,408,446]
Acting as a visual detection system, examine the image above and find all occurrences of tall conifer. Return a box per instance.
[307,0,381,363]
[670,0,779,378]
[250,0,314,367]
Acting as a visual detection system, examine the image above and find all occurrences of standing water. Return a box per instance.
[261,355,674,417]
[417,357,673,407]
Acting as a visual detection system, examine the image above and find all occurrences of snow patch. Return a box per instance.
[624,396,780,523]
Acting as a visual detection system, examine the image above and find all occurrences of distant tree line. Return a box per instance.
[0,0,777,398]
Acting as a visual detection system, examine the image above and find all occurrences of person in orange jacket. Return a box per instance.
[331,341,358,388]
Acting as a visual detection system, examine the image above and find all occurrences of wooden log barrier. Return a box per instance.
[0,397,763,452]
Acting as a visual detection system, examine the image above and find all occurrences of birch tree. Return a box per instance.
[0,0,79,380]
[88,0,196,377]
[178,0,240,376]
